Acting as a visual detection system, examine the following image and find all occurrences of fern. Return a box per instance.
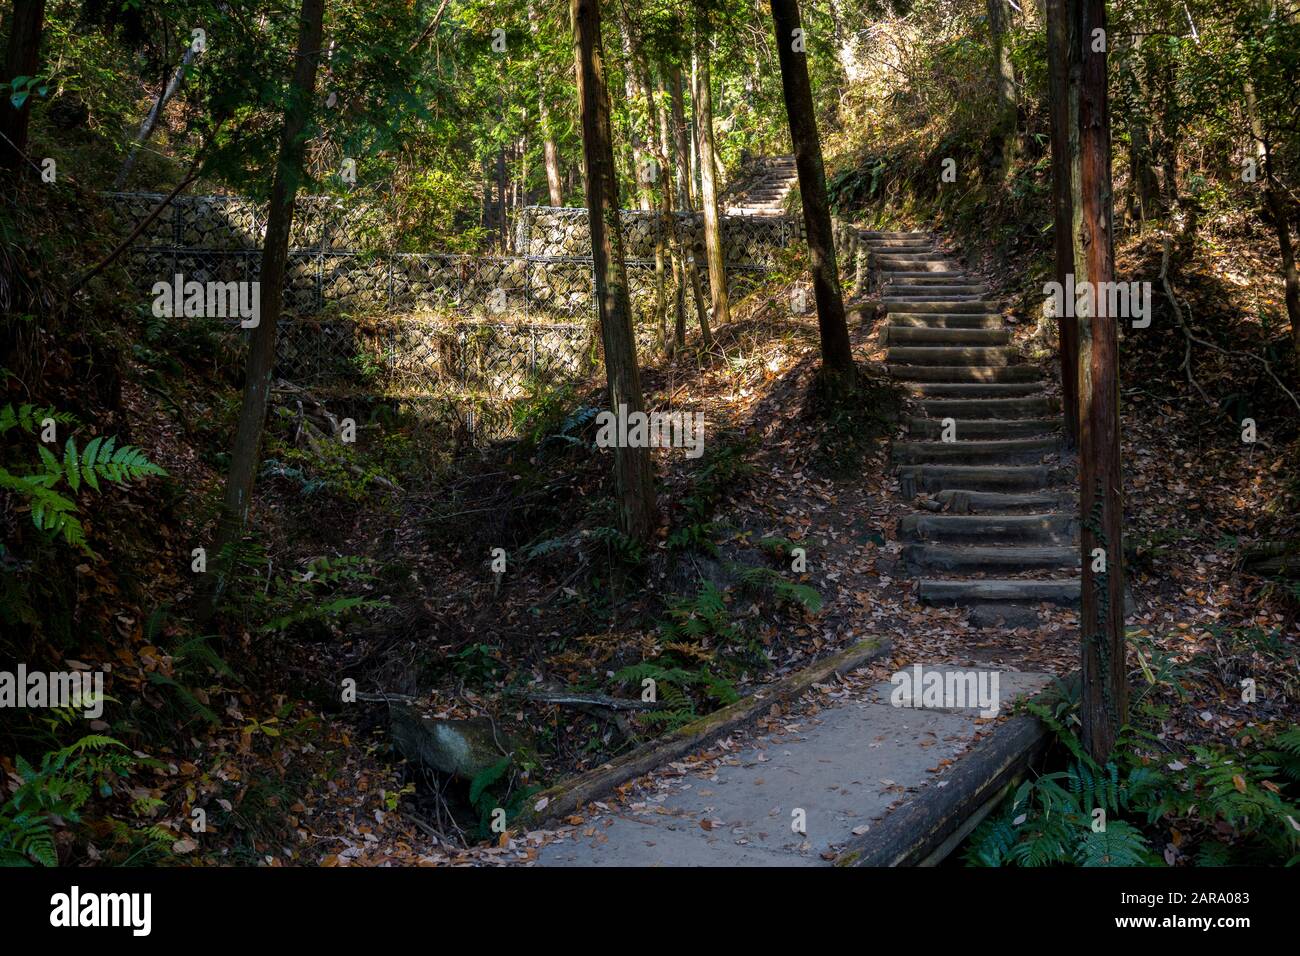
[1074,821,1152,866]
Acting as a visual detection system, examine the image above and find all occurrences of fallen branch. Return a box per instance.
[504,688,658,711]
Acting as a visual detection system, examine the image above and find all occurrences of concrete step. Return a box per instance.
[904,416,1055,437]
[887,346,1019,367]
[906,382,1047,398]
[888,365,1041,383]
[905,417,1061,440]
[867,244,935,255]
[882,326,1010,346]
[889,314,1004,329]
[883,300,997,315]
[883,271,970,280]
[893,437,1059,465]
[915,396,1057,419]
[897,464,1052,496]
[898,512,1077,545]
[918,578,1081,607]
[904,544,1080,574]
[859,230,930,240]
[933,489,1076,514]
[875,260,954,273]
[883,284,988,296]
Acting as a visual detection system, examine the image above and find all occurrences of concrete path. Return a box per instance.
[536,667,1050,866]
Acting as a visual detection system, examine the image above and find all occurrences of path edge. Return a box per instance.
[521,637,893,828]
[833,692,1060,867]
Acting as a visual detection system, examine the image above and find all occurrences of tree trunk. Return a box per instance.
[0,0,45,171]
[570,0,659,542]
[655,73,687,354]
[1046,0,1079,446]
[692,28,729,327]
[1074,0,1129,761]
[114,41,200,190]
[542,101,564,205]
[668,65,710,345]
[202,0,326,620]
[985,0,1018,180]
[770,0,854,378]
[1245,80,1300,375]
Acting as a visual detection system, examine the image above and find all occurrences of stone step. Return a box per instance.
[903,544,1080,574]
[888,365,1041,383]
[897,464,1052,496]
[918,578,1080,607]
[882,326,1010,346]
[887,346,1019,367]
[933,489,1076,514]
[867,244,935,254]
[915,396,1057,419]
[906,382,1047,398]
[893,436,1059,465]
[898,512,1076,544]
[905,417,1061,439]
[889,313,1004,329]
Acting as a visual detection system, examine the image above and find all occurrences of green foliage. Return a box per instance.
[612,659,738,731]
[467,754,539,839]
[966,707,1300,867]
[659,581,739,644]
[730,563,823,614]
[0,405,165,555]
[0,728,135,867]
[666,438,756,554]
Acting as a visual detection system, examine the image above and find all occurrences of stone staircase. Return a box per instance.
[725,155,798,217]
[859,229,1081,620]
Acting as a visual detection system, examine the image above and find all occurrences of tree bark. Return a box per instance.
[202,0,326,620]
[692,25,730,327]
[668,64,710,346]
[1074,0,1129,761]
[1046,0,1079,446]
[542,101,564,205]
[570,0,659,542]
[769,0,854,378]
[0,0,46,171]
[114,41,200,190]
[985,0,1018,180]
[1245,79,1300,375]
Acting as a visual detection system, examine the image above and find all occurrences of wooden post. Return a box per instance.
[1074,0,1129,760]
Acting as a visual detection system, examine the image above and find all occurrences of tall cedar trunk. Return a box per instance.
[570,0,659,542]
[669,65,710,345]
[1245,80,1300,374]
[203,0,326,619]
[692,30,729,326]
[985,0,1017,179]
[114,42,199,190]
[1046,0,1079,446]
[0,0,45,171]
[654,73,687,353]
[1074,0,1129,761]
[495,144,508,246]
[770,0,854,377]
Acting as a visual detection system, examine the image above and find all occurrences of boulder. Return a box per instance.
[388,703,514,780]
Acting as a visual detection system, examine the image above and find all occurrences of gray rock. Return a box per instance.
[389,703,514,780]
[967,604,1040,630]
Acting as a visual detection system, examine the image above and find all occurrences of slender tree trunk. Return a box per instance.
[571,0,659,542]
[1046,0,1079,446]
[770,0,854,378]
[542,102,564,205]
[496,144,508,246]
[1074,0,1129,761]
[202,0,326,620]
[693,28,730,326]
[985,0,1018,180]
[668,65,710,346]
[0,0,45,171]
[1245,80,1300,374]
[655,74,688,354]
[114,42,199,190]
